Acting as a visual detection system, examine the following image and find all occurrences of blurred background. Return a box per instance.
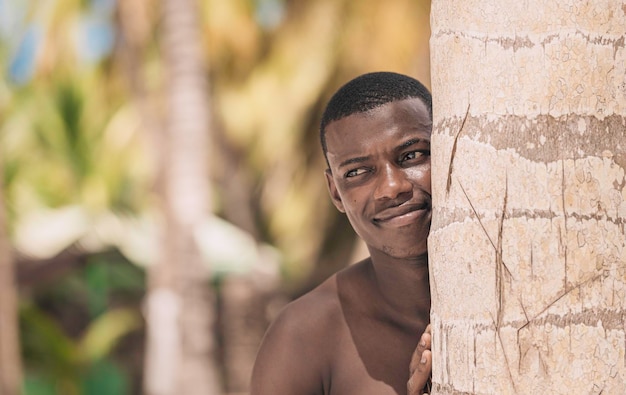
[0,0,431,393]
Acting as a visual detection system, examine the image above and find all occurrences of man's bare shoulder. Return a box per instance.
[274,259,371,334]
[269,272,343,341]
[250,272,347,394]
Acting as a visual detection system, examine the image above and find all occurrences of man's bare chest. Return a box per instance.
[325,320,415,395]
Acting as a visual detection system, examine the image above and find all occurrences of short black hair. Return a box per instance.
[319,71,432,163]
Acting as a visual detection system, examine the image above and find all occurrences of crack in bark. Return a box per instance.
[433,29,626,54]
[517,299,531,371]
[433,29,535,51]
[496,173,510,332]
[430,383,474,395]
[456,178,522,392]
[517,274,603,336]
[434,206,626,231]
[446,104,470,196]
[446,306,625,335]
[531,307,626,331]
[458,180,513,278]
[494,177,517,393]
[561,159,569,292]
[489,312,518,394]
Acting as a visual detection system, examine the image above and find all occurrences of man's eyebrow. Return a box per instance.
[338,156,371,169]
[398,138,429,150]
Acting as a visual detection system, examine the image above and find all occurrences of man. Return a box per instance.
[250,72,433,394]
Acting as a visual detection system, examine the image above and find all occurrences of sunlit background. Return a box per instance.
[0,0,431,393]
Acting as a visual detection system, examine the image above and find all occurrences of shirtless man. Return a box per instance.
[250,72,433,395]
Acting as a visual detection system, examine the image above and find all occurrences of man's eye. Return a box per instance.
[401,150,429,163]
[401,151,420,162]
[345,168,368,178]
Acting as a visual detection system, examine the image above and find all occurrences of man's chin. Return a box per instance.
[379,244,428,260]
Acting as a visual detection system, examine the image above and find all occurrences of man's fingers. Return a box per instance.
[409,324,432,372]
[408,324,432,394]
[408,349,431,394]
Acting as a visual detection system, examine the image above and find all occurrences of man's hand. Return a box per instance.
[407,324,432,395]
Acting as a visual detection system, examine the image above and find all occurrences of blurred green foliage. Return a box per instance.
[20,253,144,394]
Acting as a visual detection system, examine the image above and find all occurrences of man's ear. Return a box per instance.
[325,169,345,213]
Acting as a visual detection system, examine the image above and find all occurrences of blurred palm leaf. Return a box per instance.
[20,303,81,389]
[21,303,140,395]
[77,307,142,363]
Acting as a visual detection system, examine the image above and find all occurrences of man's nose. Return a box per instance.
[373,164,412,201]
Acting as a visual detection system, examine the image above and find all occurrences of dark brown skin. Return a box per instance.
[250,98,433,394]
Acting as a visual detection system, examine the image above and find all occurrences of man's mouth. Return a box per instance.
[373,202,430,226]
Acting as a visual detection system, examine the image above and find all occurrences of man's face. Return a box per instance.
[324,98,432,259]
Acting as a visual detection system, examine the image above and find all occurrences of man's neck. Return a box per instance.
[366,249,431,324]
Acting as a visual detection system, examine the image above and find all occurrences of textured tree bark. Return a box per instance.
[0,162,22,395]
[143,0,220,394]
[429,1,626,393]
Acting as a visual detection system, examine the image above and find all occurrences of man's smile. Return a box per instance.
[373,201,431,227]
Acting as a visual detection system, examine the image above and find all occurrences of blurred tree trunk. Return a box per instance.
[142,0,220,393]
[219,274,282,393]
[429,0,626,393]
[0,162,23,395]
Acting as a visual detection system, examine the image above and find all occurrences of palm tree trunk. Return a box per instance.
[143,0,220,394]
[429,0,626,393]
[0,161,23,395]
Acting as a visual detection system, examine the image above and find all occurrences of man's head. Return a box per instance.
[320,72,432,166]
[321,72,433,260]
